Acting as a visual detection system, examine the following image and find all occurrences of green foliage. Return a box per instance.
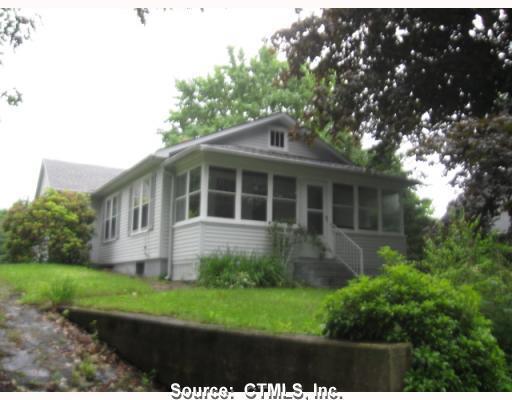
[198,250,290,289]
[0,209,6,262]
[44,277,77,307]
[422,215,512,362]
[162,46,315,145]
[2,189,95,264]
[402,190,435,260]
[323,262,510,391]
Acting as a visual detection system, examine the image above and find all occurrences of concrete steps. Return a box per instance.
[292,257,356,288]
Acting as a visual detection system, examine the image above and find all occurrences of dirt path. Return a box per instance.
[0,285,160,391]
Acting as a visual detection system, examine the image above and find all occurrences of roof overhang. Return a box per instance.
[164,144,419,186]
[92,155,165,198]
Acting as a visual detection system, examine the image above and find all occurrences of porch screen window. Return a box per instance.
[242,171,267,221]
[358,187,378,231]
[103,194,119,241]
[270,130,286,149]
[175,167,201,223]
[333,184,354,229]
[272,175,296,223]
[208,167,236,218]
[382,190,401,232]
[132,177,151,232]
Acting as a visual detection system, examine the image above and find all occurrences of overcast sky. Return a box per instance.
[0,8,460,216]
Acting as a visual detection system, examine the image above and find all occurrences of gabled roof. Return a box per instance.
[38,159,124,195]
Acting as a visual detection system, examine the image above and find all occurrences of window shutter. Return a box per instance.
[116,194,122,239]
[149,172,157,230]
[127,186,133,235]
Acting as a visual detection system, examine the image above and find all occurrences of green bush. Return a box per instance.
[44,277,77,306]
[323,263,510,391]
[198,251,290,288]
[2,189,95,264]
[422,216,512,362]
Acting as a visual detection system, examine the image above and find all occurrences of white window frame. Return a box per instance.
[103,193,119,242]
[131,176,151,234]
[207,166,237,219]
[241,170,268,222]
[175,167,201,223]
[272,174,297,224]
[332,183,355,230]
[268,127,288,151]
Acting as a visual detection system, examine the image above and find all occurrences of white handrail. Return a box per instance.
[330,223,364,276]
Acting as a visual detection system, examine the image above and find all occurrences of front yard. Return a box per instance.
[0,264,331,335]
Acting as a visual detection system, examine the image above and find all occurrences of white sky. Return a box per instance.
[0,8,459,217]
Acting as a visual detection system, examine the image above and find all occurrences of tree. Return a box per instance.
[0,9,35,110]
[0,209,6,262]
[273,9,512,222]
[2,190,95,265]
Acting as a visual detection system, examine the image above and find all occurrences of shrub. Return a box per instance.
[198,251,290,288]
[44,277,77,306]
[2,190,95,264]
[422,215,512,362]
[323,263,511,391]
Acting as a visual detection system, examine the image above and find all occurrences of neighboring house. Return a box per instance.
[35,113,417,286]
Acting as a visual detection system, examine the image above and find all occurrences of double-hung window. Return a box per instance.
[132,176,151,233]
[333,184,354,229]
[175,167,201,223]
[272,175,296,223]
[208,167,236,218]
[358,187,378,231]
[241,171,267,221]
[382,190,401,232]
[103,194,119,241]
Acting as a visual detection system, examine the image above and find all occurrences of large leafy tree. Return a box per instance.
[2,190,95,265]
[0,8,35,110]
[273,9,512,225]
[0,209,6,262]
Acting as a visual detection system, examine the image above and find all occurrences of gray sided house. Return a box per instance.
[36,114,416,286]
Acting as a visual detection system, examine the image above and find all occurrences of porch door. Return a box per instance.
[306,183,326,236]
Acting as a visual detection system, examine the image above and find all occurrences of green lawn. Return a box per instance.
[0,264,332,335]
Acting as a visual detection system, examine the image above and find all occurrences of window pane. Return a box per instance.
[333,206,354,229]
[189,167,201,193]
[208,192,235,218]
[110,216,117,238]
[382,190,401,232]
[189,193,200,219]
[142,178,151,205]
[359,187,378,208]
[307,211,323,235]
[242,196,267,221]
[112,197,117,216]
[104,220,110,240]
[273,176,296,199]
[132,207,139,230]
[175,198,186,222]
[273,199,296,223]
[209,167,236,192]
[141,203,149,228]
[105,199,111,220]
[133,185,141,207]
[176,174,187,197]
[242,171,267,196]
[307,185,323,210]
[333,184,353,206]
[359,208,378,230]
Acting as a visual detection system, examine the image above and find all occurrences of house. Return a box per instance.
[35,113,417,286]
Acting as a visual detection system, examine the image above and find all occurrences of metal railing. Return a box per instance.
[330,223,364,276]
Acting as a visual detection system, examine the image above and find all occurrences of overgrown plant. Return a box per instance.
[198,250,289,289]
[323,259,511,391]
[44,277,77,307]
[267,222,327,269]
[421,215,512,363]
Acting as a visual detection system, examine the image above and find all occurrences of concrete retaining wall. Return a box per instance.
[63,307,411,392]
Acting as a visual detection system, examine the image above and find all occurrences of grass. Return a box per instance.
[0,264,153,304]
[0,263,332,335]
